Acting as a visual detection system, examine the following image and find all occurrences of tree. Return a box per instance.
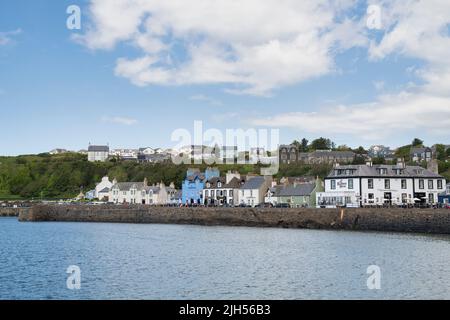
[372,157,386,165]
[412,138,424,147]
[336,144,352,151]
[352,155,367,165]
[300,138,309,152]
[291,140,301,150]
[310,137,333,150]
[354,146,367,155]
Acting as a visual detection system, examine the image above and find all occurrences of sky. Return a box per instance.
[1,0,450,155]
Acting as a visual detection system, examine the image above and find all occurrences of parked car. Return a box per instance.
[275,203,290,208]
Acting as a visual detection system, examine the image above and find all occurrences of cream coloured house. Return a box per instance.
[109,178,170,205]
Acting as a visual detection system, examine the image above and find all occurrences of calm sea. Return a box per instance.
[0,217,449,300]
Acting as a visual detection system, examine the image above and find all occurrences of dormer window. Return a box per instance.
[217,182,222,188]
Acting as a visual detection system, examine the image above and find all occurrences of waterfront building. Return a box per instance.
[181,168,220,205]
[95,176,113,201]
[87,145,110,162]
[110,178,170,205]
[266,178,323,207]
[316,160,446,208]
[410,147,432,163]
[202,172,246,206]
[239,176,273,207]
[438,183,450,205]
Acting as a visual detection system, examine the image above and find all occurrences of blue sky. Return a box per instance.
[1,0,449,155]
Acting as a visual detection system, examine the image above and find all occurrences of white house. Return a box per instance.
[317,161,446,208]
[95,176,113,201]
[88,145,109,162]
[239,176,273,207]
[202,172,246,206]
[109,178,170,205]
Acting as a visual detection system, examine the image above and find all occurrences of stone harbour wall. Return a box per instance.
[18,204,450,235]
[0,207,30,217]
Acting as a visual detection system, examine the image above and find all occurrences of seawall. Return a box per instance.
[18,205,450,235]
[0,207,30,217]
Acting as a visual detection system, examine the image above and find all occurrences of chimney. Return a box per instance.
[144,177,148,186]
[366,160,373,167]
[397,158,406,169]
[427,159,439,175]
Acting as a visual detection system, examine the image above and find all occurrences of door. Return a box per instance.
[384,192,392,205]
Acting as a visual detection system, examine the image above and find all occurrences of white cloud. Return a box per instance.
[101,116,138,126]
[251,1,450,140]
[0,29,21,45]
[189,94,222,106]
[250,92,450,140]
[76,0,366,96]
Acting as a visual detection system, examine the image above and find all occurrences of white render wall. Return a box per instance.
[325,177,446,205]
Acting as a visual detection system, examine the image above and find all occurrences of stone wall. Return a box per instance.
[0,207,30,217]
[18,205,450,235]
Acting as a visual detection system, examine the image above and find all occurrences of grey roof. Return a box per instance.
[410,147,431,154]
[113,182,146,191]
[88,145,109,152]
[326,164,443,179]
[241,176,266,190]
[98,187,110,193]
[277,183,315,197]
[204,177,244,189]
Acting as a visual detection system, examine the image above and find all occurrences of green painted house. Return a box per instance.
[267,178,323,208]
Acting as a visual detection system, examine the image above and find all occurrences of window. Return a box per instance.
[428,180,434,189]
[211,190,215,197]
[205,190,209,197]
[229,190,233,197]
[368,179,374,189]
[331,180,336,190]
[384,179,390,189]
[419,179,424,189]
[437,180,443,189]
[348,179,354,190]
[217,182,222,188]
[401,179,407,189]
[428,193,434,203]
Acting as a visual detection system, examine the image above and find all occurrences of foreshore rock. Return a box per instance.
[17,205,450,235]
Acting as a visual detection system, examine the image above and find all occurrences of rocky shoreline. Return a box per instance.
[17,204,450,235]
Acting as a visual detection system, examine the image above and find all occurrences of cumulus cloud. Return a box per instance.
[0,29,21,45]
[76,0,367,96]
[101,116,138,126]
[250,93,450,140]
[251,1,450,140]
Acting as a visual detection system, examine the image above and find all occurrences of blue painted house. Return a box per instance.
[438,182,450,205]
[182,168,220,204]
